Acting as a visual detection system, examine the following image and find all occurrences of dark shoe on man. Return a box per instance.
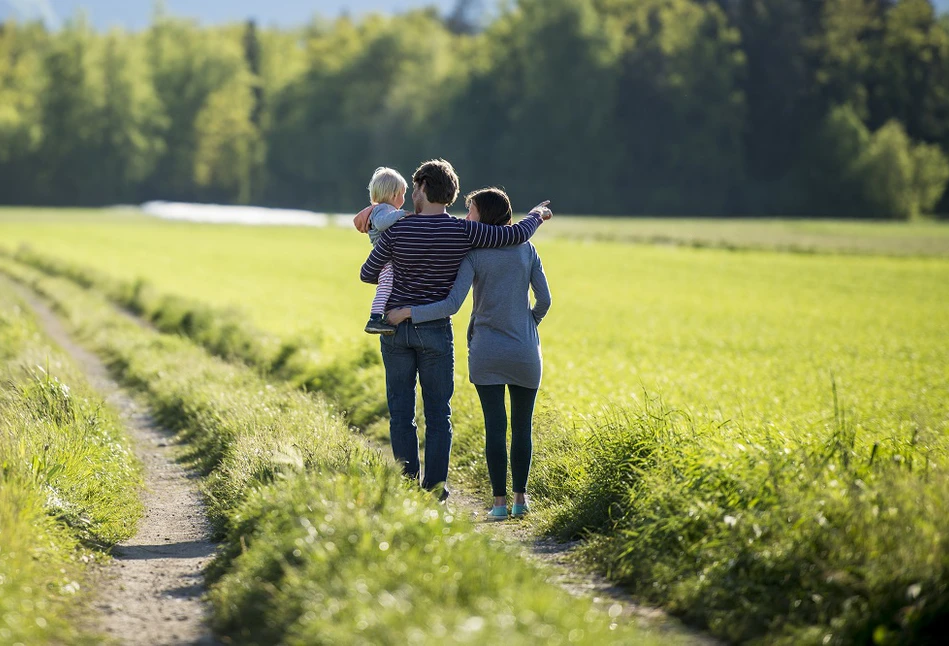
[365,313,397,335]
[424,485,450,504]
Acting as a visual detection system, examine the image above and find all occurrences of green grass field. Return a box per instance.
[2,207,948,643]
[1,209,945,431]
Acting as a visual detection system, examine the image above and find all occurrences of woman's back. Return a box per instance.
[466,243,550,388]
[405,241,551,388]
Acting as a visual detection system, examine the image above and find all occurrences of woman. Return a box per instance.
[387,188,552,521]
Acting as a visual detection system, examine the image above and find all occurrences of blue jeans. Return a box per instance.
[380,318,454,492]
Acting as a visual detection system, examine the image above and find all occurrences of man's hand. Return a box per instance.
[353,205,373,233]
[530,200,553,221]
[386,308,412,325]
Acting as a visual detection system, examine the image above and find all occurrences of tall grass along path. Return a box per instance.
[8,280,218,645]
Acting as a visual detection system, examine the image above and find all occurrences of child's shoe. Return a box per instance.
[486,505,509,522]
[365,313,397,335]
[511,503,529,518]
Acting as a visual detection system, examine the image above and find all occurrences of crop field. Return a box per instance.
[2,207,949,644]
[2,209,946,427]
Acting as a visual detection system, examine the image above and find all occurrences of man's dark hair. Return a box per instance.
[466,187,513,226]
[413,159,460,206]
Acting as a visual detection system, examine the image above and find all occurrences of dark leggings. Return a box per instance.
[474,384,538,497]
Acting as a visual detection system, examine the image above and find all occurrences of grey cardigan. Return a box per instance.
[410,243,551,388]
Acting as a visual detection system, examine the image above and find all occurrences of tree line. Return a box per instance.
[1,0,949,218]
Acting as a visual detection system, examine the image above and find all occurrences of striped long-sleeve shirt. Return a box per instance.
[360,212,543,310]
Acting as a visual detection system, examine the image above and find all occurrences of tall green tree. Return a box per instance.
[142,16,249,201]
[193,76,261,204]
[243,20,263,128]
[604,0,746,214]
[814,0,882,119]
[88,32,166,202]
[0,22,46,203]
[726,0,822,198]
[869,0,949,146]
[35,18,102,205]
[266,11,462,210]
[456,0,624,212]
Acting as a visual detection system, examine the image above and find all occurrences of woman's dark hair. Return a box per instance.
[466,187,513,226]
[413,159,460,206]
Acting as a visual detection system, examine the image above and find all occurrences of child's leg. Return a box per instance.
[365,263,396,335]
[371,263,394,315]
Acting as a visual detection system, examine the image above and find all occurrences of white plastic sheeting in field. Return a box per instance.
[140,201,353,227]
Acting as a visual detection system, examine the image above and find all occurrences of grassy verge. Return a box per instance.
[8,245,389,427]
[0,257,667,644]
[5,248,949,643]
[0,281,142,645]
[548,405,949,644]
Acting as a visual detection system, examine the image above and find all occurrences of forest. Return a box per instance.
[1,0,948,217]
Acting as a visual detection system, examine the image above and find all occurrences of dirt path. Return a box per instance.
[10,281,218,646]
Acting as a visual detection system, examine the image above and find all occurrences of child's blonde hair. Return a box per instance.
[368,167,408,205]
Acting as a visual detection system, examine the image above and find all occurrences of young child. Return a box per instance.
[361,167,408,334]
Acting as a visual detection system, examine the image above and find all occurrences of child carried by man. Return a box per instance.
[357,166,408,335]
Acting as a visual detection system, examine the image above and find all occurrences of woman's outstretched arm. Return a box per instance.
[530,247,551,324]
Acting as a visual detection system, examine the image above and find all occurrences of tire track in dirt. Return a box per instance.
[10,281,218,646]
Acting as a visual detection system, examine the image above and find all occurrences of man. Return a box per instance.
[360,159,551,499]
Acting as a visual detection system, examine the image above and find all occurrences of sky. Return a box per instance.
[1,0,462,30]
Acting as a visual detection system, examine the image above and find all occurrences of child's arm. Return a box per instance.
[389,257,475,324]
[529,246,551,325]
[353,205,373,233]
[360,231,393,284]
[369,203,407,234]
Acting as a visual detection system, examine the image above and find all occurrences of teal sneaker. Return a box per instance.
[486,505,509,522]
[511,503,529,518]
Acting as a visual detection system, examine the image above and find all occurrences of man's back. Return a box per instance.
[384,214,474,308]
[360,211,543,310]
